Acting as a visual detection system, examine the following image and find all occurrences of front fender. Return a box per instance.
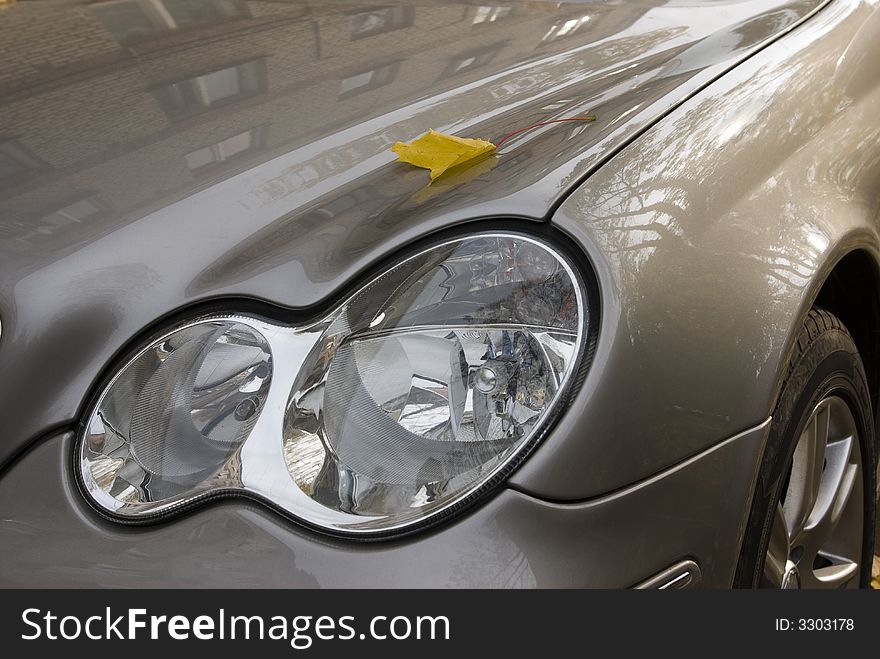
[512,0,880,500]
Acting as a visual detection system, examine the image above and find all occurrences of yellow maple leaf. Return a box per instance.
[392,130,496,180]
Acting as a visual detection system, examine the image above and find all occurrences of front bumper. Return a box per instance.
[0,421,768,588]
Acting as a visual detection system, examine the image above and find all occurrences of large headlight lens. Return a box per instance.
[79,232,589,534]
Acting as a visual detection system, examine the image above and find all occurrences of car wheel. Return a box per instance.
[734,308,877,588]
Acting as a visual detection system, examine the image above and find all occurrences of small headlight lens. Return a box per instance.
[81,321,273,511]
[79,232,589,534]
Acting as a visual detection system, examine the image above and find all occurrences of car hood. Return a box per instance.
[0,0,822,455]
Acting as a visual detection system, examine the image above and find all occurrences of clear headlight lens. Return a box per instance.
[79,233,589,534]
[82,322,273,512]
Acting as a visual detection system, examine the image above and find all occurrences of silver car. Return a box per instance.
[1,0,878,589]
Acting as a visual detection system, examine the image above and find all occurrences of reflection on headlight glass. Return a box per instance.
[79,233,588,534]
[285,237,582,527]
[83,322,273,510]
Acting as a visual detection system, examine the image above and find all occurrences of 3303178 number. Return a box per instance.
[776,618,854,631]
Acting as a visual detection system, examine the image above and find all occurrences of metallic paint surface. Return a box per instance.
[0,0,823,470]
[0,424,766,587]
[2,1,879,584]
[516,0,880,498]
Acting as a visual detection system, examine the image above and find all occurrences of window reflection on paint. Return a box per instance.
[339,61,401,97]
[543,16,590,41]
[442,44,505,77]
[0,141,47,181]
[154,59,267,120]
[349,6,414,39]
[92,0,250,43]
[473,6,512,25]
[185,126,269,173]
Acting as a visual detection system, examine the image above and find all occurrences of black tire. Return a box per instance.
[734,308,877,588]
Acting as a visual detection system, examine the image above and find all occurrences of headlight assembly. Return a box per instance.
[78,232,592,535]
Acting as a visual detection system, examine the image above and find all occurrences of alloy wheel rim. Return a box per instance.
[762,395,864,589]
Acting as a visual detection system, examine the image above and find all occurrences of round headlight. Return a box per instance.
[80,321,273,512]
[283,234,586,531]
[78,232,590,535]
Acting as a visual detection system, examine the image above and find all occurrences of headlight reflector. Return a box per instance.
[79,232,589,535]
